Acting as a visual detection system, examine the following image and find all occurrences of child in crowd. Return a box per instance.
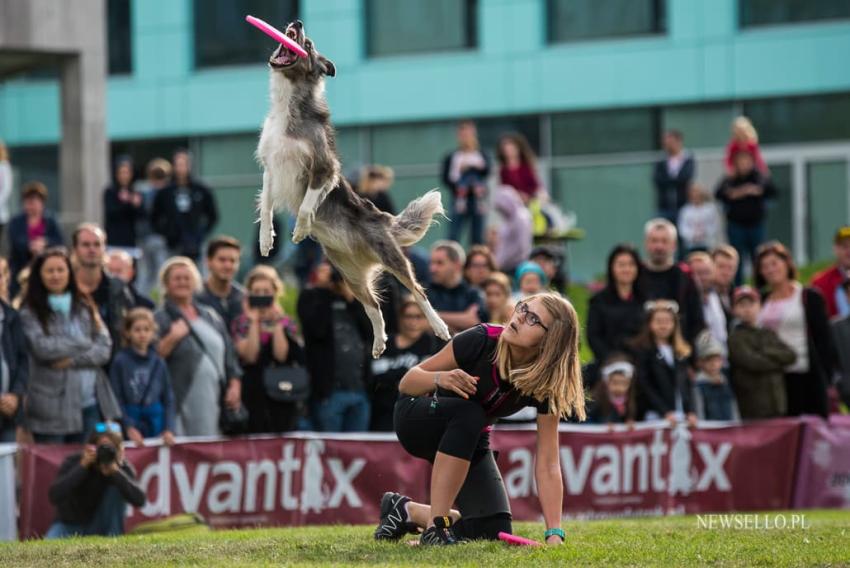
[630,300,697,425]
[728,286,797,419]
[483,271,514,324]
[692,331,737,420]
[677,183,722,253]
[513,261,547,301]
[587,354,637,428]
[724,116,769,176]
[109,308,176,446]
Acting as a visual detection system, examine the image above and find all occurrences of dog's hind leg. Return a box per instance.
[258,171,275,256]
[325,250,388,358]
[378,239,451,341]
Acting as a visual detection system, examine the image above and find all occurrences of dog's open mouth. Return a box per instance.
[269,26,302,69]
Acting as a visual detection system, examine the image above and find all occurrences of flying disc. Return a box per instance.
[498,532,542,547]
[246,15,308,59]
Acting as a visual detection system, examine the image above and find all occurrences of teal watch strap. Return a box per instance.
[545,528,565,540]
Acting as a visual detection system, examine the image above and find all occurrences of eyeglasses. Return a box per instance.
[515,301,548,331]
[94,422,122,434]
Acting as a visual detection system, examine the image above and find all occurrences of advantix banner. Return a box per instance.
[16,418,846,539]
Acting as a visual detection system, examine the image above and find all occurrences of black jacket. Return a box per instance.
[0,301,28,431]
[296,288,373,401]
[441,150,491,196]
[103,185,145,247]
[715,170,777,226]
[643,263,706,346]
[48,453,145,525]
[91,271,139,360]
[586,287,645,362]
[635,346,693,419]
[653,152,695,212]
[151,179,218,257]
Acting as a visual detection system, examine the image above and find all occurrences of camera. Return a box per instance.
[248,295,274,309]
[96,444,117,466]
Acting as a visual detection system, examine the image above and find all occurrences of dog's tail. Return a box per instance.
[391,189,445,247]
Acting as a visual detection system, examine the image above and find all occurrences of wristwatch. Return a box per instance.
[544,527,565,541]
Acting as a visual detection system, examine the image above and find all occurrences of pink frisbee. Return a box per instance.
[498,532,542,547]
[246,15,308,59]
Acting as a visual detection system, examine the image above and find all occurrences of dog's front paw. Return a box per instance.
[433,319,451,341]
[259,229,275,257]
[372,336,387,359]
[291,214,313,244]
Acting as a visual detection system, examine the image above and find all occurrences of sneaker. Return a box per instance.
[419,516,459,546]
[373,492,417,541]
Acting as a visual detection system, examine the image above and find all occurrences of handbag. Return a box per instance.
[263,363,310,403]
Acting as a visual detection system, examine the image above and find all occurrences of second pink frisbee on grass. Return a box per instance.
[498,532,542,546]
[246,15,308,59]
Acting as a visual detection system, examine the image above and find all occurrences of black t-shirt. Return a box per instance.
[448,324,550,420]
[427,281,489,322]
[371,333,443,395]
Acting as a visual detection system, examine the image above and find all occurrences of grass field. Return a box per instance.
[3,510,848,567]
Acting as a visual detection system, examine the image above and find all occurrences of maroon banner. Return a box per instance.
[793,415,850,509]
[19,421,803,538]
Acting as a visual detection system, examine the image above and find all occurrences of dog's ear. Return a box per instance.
[319,54,336,78]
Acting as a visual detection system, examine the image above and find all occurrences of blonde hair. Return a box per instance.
[158,256,203,295]
[244,265,285,303]
[493,292,585,420]
[122,307,158,346]
[732,116,758,143]
[0,140,8,162]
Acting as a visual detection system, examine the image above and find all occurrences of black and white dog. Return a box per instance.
[256,21,450,357]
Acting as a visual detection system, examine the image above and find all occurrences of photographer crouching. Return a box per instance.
[45,422,145,538]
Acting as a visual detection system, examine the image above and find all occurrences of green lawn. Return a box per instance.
[3,510,848,567]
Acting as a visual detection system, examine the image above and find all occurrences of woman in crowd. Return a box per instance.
[482,272,513,325]
[8,181,64,292]
[369,298,443,431]
[21,248,120,443]
[103,155,144,249]
[497,133,542,204]
[0,263,27,443]
[441,120,490,246]
[358,165,396,215]
[231,265,305,434]
[374,293,584,545]
[755,241,836,418]
[463,245,496,293]
[154,256,242,436]
[587,244,647,364]
[630,300,696,425]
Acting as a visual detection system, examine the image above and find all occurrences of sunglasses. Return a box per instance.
[515,301,548,331]
[94,422,122,434]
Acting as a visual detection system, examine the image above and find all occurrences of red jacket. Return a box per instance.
[811,265,845,318]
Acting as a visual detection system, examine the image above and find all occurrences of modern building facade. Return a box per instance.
[1,0,849,280]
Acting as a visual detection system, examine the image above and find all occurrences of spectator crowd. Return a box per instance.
[0,115,849,536]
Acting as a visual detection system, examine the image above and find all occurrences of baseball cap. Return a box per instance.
[834,226,850,244]
[732,285,759,305]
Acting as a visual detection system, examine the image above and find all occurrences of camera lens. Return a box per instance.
[96,444,117,465]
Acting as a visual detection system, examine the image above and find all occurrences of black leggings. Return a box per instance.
[394,396,513,540]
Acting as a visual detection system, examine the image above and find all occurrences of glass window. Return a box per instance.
[371,121,457,167]
[807,160,848,262]
[194,0,298,69]
[335,128,366,172]
[8,145,61,212]
[366,0,477,57]
[743,93,850,145]
[763,164,793,250]
[107,0,133,75]
[475,116,541,157]
[740,0,850,28]
[661,103,737,149]
[111,137,190,179]
[548,0,665,43]
[551,108,658,155]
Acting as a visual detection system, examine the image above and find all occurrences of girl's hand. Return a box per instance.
[162,430,176,447]
[51,357,74,370]
[127,427,144,447]
[665,412,678,426]
[437,370,478,399]
[687,413,698,428]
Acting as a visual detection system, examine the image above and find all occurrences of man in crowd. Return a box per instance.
[298,260,372,432]
[426,240,488,335]
[106,249,154,310]
[711,245,740,312]
[46,423,145,538]
[643,218,705,345]
[812,226,850,319]
[73,223,137,356]
[152,148,218,260]
[653,129,695,226]
[714,148,776,284]
[688,252,729,362]
[196,236,245,330]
